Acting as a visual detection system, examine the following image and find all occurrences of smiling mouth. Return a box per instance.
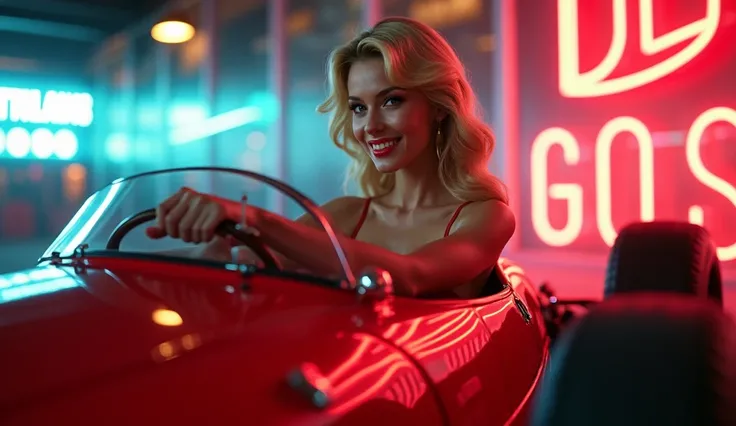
[368,138,401,158]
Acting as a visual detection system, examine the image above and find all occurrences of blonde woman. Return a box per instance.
[147,17,515,298]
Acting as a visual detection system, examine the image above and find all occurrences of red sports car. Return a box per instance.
[0,167,727,425]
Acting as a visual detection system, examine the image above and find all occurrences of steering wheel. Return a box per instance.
[105,208,281,270]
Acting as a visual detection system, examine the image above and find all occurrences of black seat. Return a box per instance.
[604,221,723,304]
[479,266,507,297]
[531,293,736,426]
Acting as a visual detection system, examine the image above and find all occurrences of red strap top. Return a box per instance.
[350,198,372,239]
[350,199,473,239]
[444,201,473,237]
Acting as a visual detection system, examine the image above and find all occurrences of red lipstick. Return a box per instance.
[368,137,401,158]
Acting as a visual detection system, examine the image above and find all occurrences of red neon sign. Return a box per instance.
[531,107,736,260]
[526,0,736,267]
[558,0,721,98]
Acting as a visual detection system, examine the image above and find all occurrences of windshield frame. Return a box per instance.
[41,166,357,287]
[38,249,346,290]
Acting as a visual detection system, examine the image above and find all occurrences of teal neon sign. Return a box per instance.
[0,87,93,160]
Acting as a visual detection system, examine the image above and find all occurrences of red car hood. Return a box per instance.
[0,257,423,424]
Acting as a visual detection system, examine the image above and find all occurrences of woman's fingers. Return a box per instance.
[178,195,203,242]
[148,190,185,239]
[155,189,185,231]
[165,196,190,239]
[191,208,212,243]
[148,187,227,243]
[145,225,167,239]
[200,205,225,243]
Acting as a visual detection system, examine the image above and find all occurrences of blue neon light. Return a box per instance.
[0,86,90,160]
[0,127,78,160]
[0,87,93,127]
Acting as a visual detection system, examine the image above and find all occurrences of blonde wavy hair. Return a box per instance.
[317,16,508,204]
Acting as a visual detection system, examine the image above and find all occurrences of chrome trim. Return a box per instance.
[73,243,88,258]
[356,267,394,301]
[70,243,89,274]
[286,363,332,409]
[513,295,532,324]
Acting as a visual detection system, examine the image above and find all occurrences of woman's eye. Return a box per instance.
[384,96,403,107]
[350,104,366,114]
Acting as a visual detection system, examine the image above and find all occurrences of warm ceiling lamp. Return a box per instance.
[151,14,195,44]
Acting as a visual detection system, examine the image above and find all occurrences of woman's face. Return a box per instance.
[347,58,437,173]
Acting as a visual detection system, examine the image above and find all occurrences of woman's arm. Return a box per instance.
[151,197,357,271]
[231,199,515,296]
[148,188,514,296]
[233,197,358,271]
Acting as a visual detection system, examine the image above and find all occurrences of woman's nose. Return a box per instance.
[364,110,384,135]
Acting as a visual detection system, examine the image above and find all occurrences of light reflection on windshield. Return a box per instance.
[65,181,124,254]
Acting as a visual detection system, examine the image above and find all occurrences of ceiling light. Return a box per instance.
[151,17,195,44]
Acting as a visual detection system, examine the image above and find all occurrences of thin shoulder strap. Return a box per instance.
[444,201,473,237]
[350,198,372,239]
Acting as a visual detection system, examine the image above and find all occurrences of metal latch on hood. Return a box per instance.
[286,363,332,409]
[513,294,532,324]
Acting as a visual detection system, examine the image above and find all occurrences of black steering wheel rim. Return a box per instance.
[105,208,281,270]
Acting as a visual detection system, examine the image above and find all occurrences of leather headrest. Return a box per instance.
[531,293,736,426]
[604,221,722,303]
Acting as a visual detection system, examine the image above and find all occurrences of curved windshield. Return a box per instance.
[41,167,353,283]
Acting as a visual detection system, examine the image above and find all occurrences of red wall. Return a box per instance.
[512,0,736,275]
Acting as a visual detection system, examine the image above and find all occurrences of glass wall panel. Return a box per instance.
[214,0,273,206]
[0,34,96,246]
[90,37,127,187]
[284,0,362,218]
[91,31,175,199]
[168,0,210,171]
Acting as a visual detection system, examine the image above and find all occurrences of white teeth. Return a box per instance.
[371,139,399,150]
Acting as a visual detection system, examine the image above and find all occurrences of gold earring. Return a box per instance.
[435,127,442,159]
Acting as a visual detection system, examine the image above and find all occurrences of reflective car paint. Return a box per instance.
[0,255,547,425]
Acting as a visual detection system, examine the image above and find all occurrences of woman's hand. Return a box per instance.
[146,187,231,243]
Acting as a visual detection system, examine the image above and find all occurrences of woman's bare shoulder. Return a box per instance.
[295,196,369,233]
[449,199,515,236]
